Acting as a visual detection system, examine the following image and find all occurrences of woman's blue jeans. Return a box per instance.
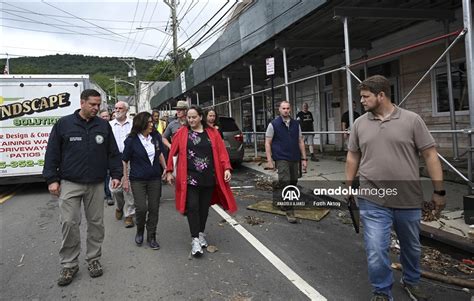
[358,198,422,298]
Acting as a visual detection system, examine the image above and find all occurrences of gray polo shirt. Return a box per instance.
[348,106,436,208]
[163,118,186,141]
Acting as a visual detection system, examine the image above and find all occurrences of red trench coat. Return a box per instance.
[166,126,238,214]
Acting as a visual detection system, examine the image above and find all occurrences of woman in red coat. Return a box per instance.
[166,105,237,257]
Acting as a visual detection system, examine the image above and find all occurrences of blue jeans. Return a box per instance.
[358,198,422,298]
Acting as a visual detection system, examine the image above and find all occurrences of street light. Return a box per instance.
[136,26,171,36]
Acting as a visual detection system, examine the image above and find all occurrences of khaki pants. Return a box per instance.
[58,180,105,268]
[110,181,135,217]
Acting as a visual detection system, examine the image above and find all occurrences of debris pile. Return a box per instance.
[255,175,274,191]
[422,201,437,222]
[391,233,473,278]
[244,215,265,226]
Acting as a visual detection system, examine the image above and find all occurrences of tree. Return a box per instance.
[145,48,194,81]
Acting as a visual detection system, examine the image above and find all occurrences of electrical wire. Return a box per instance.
[0,16,165,31]
[177,0,230,49]
[2,45,128,57]
[189,1,300,61]
[178,0,207,40]
[130,0,160,56]
[2,2,111,37]
[125,0,149,56]
[1,8,168,23]
[40,0,141,43]
[120,0,141,56]
[184,1,238,51]
[1,24,143,36]
[1,10,161,50]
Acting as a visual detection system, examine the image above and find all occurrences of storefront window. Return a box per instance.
[432,60,469,115]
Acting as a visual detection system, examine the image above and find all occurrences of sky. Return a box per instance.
[0,0,237,60]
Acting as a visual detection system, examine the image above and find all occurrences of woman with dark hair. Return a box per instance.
[166,105,237,257]
[122,111,167,250]
[205,109,223,138]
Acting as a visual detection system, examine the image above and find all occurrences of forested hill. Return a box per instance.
[0,54,155,80]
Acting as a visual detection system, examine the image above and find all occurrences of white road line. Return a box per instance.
[212,205,326,301]
[230,186,255,189]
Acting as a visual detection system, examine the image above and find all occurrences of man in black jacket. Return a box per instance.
[43,89,122,286]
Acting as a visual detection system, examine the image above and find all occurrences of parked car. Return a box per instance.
[219,116,244,166]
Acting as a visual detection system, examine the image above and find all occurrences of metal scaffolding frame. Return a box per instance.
[192,2,473,193]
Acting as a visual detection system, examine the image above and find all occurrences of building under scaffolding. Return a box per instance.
[150,0,473,193]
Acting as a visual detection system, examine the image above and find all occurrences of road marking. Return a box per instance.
[230,186,255,189]
[0,184,23,204]
[0,191,17,204]
[212,205,326,301]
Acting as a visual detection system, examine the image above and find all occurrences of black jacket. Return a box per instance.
[122,131,164,181]
[43,110,123,185]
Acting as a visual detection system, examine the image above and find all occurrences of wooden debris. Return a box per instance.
[392,263,474,289]
[244,215,264,226]
[207,245,218,253]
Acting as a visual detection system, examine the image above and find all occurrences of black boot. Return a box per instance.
[147,233,160,250]
[135,227,144,245]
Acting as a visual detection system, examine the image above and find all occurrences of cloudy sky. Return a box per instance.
[0,0,237,60]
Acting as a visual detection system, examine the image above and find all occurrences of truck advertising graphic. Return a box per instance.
[0,75,90,183]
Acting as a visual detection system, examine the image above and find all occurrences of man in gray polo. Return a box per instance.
[345,75,445,301]
[162,100,188,149]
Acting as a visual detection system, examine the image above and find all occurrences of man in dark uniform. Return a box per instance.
[43,89,122,286]
[296,103,318,162]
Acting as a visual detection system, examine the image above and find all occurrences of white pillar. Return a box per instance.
[227,77,232,117]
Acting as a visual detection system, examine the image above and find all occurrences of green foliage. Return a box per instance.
[1,50,194,90]
[145,48,194,81]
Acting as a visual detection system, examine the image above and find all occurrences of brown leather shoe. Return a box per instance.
[124,216,134,228]
[115,208,123,220]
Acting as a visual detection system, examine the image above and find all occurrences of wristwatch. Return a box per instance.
[433,190,446,196]
[301,158,308,161]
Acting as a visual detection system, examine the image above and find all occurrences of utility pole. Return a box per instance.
[114,76,117,103]
[164,0,179,76]
[119,58,138,111]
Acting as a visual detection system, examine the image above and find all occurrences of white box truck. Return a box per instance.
[0,75,92,184]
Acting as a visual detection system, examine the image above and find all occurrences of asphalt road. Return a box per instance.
[0,168,471,301]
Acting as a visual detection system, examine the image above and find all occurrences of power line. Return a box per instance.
[178,0,208,40]
[0,16,165,31]
[120,0,141,56]
[185,1,237,51]
[130,0,160,56]
[1,9,162,50]
[2,3,110,37]
[187,1,300,62]
[41,0,139,42]
[1,24,142,36]
[125,0,149,56]
[177,0,230,49]
[2,45,130,57]
[183,1,247,50]
[1,8,168,23]
[147,1,231,77]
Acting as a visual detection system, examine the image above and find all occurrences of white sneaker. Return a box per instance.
[191,237,203,257]
[198,232,208,248]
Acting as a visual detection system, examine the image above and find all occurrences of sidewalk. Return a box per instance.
[242,151,474,253]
